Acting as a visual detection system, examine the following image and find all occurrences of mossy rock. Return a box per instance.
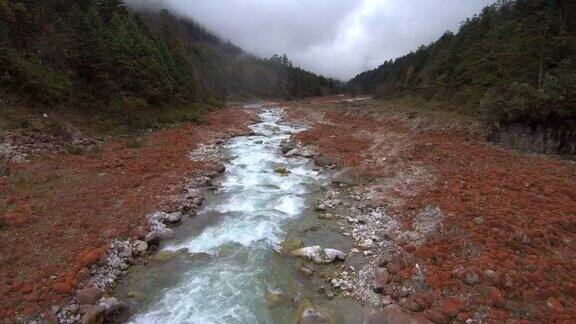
[280,238,304,254]
[151,250,177,262]
[274,166,291,176]
[265,291,294,307]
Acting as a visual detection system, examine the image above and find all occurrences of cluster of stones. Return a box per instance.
[41,152,226,323]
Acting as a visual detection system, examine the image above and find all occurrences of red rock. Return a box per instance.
[456,312,470,322]
[5,308,15,319]
[76,267,91,281]
[43,310,58,324]
[423,310,448,324]
[11,281,23,291]
[369,305,433,324]
[404,298,422,312]
[81,248,106,267]
[76,287,104,305]
[440,298,461,318]
[21,283,34,294]
[373,268,391,293]
[544,286,561,298]
[564,282,576,297]
[52,282,73,294]
[387,257,406,274]
[478,285,503,304]
[414,294,433,309]
[25,292,39,302]
[22,304,36,317]
[546,297,564,312]
[488,308,508,320]
[404,244,416,252]
[82,305,105,324]
[521,290,538,302]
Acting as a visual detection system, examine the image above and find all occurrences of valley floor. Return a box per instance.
[0,107,254,320]
[285,97,576,323]
[0,97,575,323]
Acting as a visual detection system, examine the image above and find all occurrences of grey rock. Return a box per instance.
[76,287,104,304]
[323,249,347,262]
[81,305,105,324]
[279,238,304,253]
[280,141,296,154]
[300,308,332,324]
[104,300,129,323]
[314,156,333,167]
[133,240,148,253]
[158,228,174,240]
[292,246,324,264]
[165,212,183,223]
[285,148,299,157]
[369,305,432,324]
[373,268,390,293]
[331,168,372,185]
[464,270,481,285]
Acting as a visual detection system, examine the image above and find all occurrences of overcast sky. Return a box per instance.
[129,0,494,80]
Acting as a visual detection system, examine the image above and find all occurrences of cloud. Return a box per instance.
[127,0,494,80]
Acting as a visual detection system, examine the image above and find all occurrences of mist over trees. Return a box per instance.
[0,0,342,114]
[348,0,575,126]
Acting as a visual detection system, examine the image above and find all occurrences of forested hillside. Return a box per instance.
[0,0,341,117]
[348,0,575,130]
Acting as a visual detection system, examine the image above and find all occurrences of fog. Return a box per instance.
[127,0,494,80]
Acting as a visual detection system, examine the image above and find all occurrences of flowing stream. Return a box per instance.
[116,107,368,323]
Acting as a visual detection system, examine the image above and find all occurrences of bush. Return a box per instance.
[480,83,542,124]
[4,54,73,103]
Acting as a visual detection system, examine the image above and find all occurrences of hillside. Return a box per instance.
[348,0,575,155]
[0,0,341,130]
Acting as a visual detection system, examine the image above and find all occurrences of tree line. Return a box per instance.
[348,0,575,127]
[0,0,342,115]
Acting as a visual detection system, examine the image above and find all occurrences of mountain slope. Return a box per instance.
[0,0,341,117]
[348,0,575,129]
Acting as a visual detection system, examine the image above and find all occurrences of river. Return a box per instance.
[115,107,368,323]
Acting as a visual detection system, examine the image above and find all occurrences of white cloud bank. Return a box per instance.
[129,0,494,80]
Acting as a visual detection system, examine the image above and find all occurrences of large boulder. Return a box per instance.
[82,305,105,324]
[331,168,372,185]
[285,148,299,157]
[280,141,296,154]
[133,240,148,253]
[76,287,104,305]
[103,299,129,323]
[292,246,347,264]
[280,238,304,253]
[297,298,332,324]
[373,268,391,293]
[265,291,294,306]
[300,309,332,324]
[323,249,347,263]
[292,246,324,264]
[369,305,432,324]
[314,156,333,167]
[165,211,183,223]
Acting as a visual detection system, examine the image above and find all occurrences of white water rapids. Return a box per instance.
[130,108,323,323]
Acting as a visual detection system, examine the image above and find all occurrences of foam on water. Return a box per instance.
[132,108,320,323]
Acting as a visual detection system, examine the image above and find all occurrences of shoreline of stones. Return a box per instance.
[21,129,257,324]
[277,137,443,323]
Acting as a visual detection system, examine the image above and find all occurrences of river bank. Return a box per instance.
[1,97,575,323]
[110,105,371,323]
[0,106,255,322]
[283,97,576,323]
